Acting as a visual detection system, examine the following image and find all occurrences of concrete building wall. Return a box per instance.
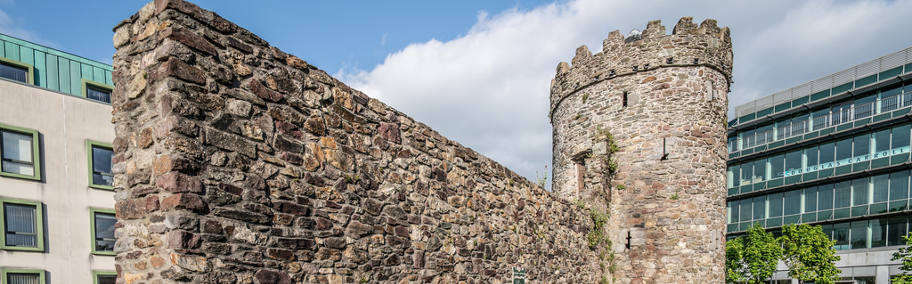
[0,78,115,282]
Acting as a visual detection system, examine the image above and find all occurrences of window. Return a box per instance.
[0,198,43,251]
[727,165,739,189]
[850,220,867,249]
[768,193,783,218]
[881,85,903,112]
[776,119,791,140]
[728,136,738,153]
[0,58,32,84]
[893,124,911,155]
[91,209,116,255]
[854,94,876,119]
[852,134,871,163]
[0,269,45,284]
[791,114,808,136]
[831,102,852,125]
[0,124,41,180]
[784,190,801,216]
[93,271,116,284]
[727,201,737,224]
[835,138,852,166]
[756,125,774,145]
[87,141,114,189]
[621,92,628,107]
[819,142,835,169]
[784,150,802,177]
[887,216,908,246]
[818,184,834,210]
[739,199,752,222]
[833,222,850,250]
[871,218,886,248]
[852,177,869,206]
[804,187,817,213]
[874,129,891,159]
[770,154,784,179]
[82,79,113,104]
[743,129,756,148]
[753,196,766,221]
[873,174,889,203]
[805,146,819,172]
[752,158,767,183]
[740,162,753,186]
[891,171,909,201]
[812,108,830,130]
[834,181,851,209]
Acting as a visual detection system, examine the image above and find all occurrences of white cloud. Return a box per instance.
[341,0,912,187]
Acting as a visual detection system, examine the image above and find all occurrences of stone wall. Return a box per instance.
[110,0,603,283]
[549,18,732,283]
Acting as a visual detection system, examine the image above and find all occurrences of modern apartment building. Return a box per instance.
[727,47,912,284]
[0,33,116,284]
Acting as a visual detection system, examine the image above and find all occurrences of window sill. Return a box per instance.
[0,171,41,181]
[1,246,44,252]
[88,184,114,191]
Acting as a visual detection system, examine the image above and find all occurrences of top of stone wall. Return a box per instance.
[549,17,733,118]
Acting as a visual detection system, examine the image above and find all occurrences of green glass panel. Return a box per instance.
[33,51,44,87]
[69,60,81,96]
[834,208,851,219]
[832,82,854,94]
[891,154,910,165]
[818,168,834,178]
[740,222,751,231]
[870,203,887,214]
[754,145,767,152]
[783,215,800,225]
[811,90,831,101]
[880,66,903,79]
[817,210,833,221]
[739,113,756,123]
[775,102,792,112]
[837,124,854,132]
[4,41,19,60]
[852,162,870,172]
[753,182,766,192]
[742,148,754,155]
[906,63,912,74]
[835,165,852,176]
[889,200,908,212]
[757,107,773,117]
[784,175,801,185]
[851,205,868,217]
[728,188,739,196]
[786,136,802,144]
[873,113,891,122]
[740,185,752,194]
[727,224,738,233]
[819,127,834,135]
[871,157,890,169]
[729,153,738,159]
[803,172,818,181]
[854,117,872,127]
[855,74,877,87]
[804,131,819,140]
[767,217,782,227]
[767,178,783,188]
[769,141,785,149]
[895,107,912,117]
[801,213,816,223]
[792,96,809,105]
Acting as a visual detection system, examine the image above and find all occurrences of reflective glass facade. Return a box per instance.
[727,54,912,255]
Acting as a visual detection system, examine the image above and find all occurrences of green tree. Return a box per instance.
[778,224,841,284]
[726,236,748,283]
[726,224,783,283]
[893,232,912,283]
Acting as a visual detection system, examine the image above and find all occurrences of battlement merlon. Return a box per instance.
[549,17,733,119]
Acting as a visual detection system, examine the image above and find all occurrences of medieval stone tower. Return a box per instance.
[550,18,732,283]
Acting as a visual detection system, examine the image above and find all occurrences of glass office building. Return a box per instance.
[727,46,912,283]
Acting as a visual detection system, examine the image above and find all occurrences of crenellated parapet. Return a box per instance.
[549,17,733,118]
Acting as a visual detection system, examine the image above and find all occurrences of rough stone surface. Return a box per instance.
[111,1,602,283]
[550,18,731,283]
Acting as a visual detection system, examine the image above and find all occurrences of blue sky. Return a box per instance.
[0,0,559,71]
[2,0,911,187]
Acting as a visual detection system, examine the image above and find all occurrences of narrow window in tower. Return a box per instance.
[622,92,628,107]
[576,162,586,193]
[661,138,669,160]
[625,231,632,249]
